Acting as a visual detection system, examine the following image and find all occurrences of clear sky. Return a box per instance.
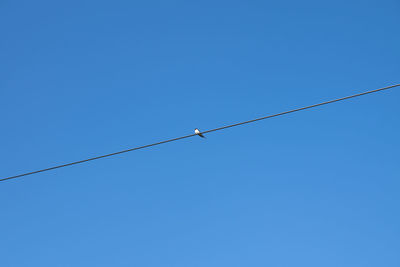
[1,0,399,266]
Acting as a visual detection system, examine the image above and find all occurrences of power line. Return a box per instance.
[1,83,399,182]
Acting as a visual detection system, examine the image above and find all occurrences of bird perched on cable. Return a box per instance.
[194,128,205,138]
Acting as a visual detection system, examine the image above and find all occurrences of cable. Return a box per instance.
[1,83,399,182]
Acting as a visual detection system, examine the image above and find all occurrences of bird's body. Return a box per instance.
[194,128,205,138]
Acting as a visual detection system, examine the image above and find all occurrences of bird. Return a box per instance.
[194,128,206,138]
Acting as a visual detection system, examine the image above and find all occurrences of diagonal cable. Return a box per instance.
[1,83,399,182]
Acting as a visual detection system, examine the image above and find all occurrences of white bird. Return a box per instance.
[194,128,205,138]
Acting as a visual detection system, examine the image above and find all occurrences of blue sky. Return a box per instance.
[1,0,399,266]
